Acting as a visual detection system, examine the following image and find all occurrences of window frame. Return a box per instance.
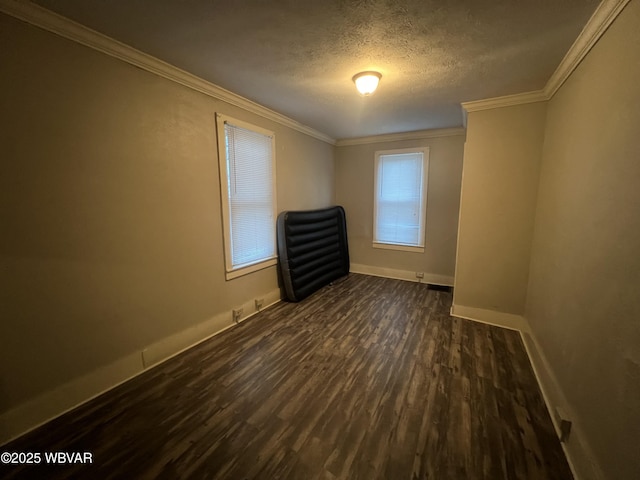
[216,113,277,280]
[372,146,430,253]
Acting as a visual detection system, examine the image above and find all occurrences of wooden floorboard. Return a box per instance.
[0,274,572,479]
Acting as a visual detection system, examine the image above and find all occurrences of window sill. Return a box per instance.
[225,257,277,280]
[372,242,425,253]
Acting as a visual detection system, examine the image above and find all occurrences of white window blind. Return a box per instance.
[217,114,277,279]
[373,148,429,252]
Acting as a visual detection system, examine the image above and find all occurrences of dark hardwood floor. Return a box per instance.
[0,274,571,479]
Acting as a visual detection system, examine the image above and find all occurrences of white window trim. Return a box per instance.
[216,113,277,280]
[372,146,429,253]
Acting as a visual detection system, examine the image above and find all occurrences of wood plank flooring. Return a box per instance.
[0,274,572,479]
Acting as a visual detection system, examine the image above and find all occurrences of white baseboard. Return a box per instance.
[521,331,604,480]
[450,304,531,333]
[350,263,454,286]
[0,289,281,446]
[140,289,281,368]
[0,351,143,447]
[450,303,603,480]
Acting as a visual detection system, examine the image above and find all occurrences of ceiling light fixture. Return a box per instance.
[353,71,382,96]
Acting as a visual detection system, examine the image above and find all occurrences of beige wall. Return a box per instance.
[335,135,464,283]
[455,2,640,477]
[0,13,334,416]
[454,102,547,314]
[526,1,640,478]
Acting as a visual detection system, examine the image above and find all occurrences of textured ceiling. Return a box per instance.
[31,0,600,140]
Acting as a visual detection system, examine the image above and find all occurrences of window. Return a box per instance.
[216,114,277,279]
[373,147,429,252]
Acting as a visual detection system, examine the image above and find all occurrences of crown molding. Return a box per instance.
[461,90,548,113]
[0,0,336,145]
[462,0,630,114]
[544,0,631,98]
[2,0,630,139]
[335,127,466,147]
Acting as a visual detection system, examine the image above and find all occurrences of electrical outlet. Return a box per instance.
[555,407,572,442]
[255,298,264,311]
[232,308,243,322]
[416,272,424,279]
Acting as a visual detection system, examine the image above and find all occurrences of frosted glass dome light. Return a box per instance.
[353,71,382,96]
